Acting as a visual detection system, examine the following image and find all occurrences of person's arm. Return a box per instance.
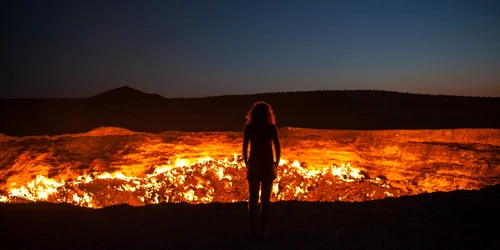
[272,124,281,167]
[243,125,249,166]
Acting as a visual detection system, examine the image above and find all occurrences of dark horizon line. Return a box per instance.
[1,88,500,100]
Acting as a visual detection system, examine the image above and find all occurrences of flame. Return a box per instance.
[331,163,363,182]
[0,154,399,208]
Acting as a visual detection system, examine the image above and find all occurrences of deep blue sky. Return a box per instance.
[2,0,500,98]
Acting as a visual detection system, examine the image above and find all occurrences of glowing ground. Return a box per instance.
[0,127,499,208]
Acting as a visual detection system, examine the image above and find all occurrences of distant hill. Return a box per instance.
[86,86,164,104]
[1,87,499,136]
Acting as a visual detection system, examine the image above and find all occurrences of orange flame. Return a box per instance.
[0,154,400,208]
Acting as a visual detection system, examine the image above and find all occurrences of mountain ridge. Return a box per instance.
[3,86,499,100]
[86,85,165,103]
[1,86,499,136]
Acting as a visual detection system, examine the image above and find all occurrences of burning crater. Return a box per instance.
[0,127,499,208]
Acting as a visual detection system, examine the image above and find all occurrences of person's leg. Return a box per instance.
[260,179,273,237]
[248,180,260,236]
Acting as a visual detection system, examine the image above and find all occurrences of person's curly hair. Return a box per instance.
[245,101,276,125]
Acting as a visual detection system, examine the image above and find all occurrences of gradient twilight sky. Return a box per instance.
[2,0,500,98]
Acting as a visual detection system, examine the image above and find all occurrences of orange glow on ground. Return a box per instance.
[1,127,498,208]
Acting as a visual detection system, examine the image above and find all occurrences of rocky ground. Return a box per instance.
[1,127,499,249]
[1,184,499,250]
[1,127,499,204]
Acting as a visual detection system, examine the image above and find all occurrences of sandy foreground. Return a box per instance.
[1,184,499,250]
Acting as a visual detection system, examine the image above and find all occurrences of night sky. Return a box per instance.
[2,0,500,98]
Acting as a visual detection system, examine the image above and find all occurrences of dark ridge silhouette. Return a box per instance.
[86,85,165,104]
[1,184,499,249]
[1,87,499,136]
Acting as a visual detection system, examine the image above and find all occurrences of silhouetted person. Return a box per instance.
[242,101,281,238]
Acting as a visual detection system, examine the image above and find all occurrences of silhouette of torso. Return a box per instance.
[245,123,276,180]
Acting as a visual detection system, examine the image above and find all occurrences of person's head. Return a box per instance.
[246,101,276,125]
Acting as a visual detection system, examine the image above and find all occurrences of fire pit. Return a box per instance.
[1,127,499,208]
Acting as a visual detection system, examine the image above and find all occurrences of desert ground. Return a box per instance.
[1,88,499,249]
[0,127,499,249]
[1,185,499,249]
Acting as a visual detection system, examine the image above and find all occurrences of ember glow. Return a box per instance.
[1,127,498,208]
[0,155,397,208]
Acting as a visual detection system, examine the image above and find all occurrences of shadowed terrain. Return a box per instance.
[1,86,499,136]
[1,87,499,249]
[1,184,499,249]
